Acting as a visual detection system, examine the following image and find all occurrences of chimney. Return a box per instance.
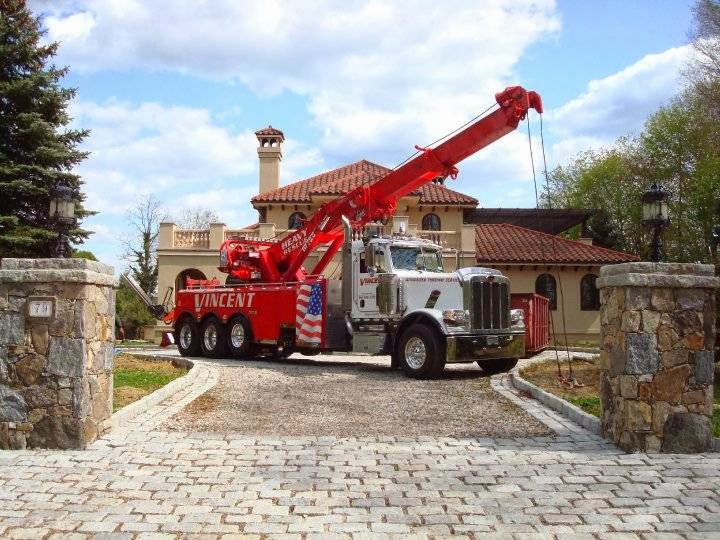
[255,125,284,195]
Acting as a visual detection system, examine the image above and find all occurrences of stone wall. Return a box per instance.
[597,262,718,453]
[0,258,117,449]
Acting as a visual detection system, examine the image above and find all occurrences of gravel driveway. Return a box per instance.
[163,354,551,438]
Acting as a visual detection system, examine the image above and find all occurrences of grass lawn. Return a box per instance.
[553,339,600,349]
[520,358,720,437]
[113,354,188,412]
[116,339,160,349]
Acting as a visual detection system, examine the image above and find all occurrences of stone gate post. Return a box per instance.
[597,262,718,453]
[0,258,117,449]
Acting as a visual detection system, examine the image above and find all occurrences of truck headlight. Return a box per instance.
[442,309,469,326]
[510,308,525,329]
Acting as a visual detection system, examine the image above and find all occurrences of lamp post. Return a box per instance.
[641,183,670,263]
[49,185,76,258]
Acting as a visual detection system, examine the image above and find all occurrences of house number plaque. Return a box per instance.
[27,297,55,319]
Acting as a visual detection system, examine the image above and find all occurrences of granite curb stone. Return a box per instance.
[111,356,196,430]
[508,353,720,452]
[1,257,115,272]
[507,356,602,435]
[600,262,716,277]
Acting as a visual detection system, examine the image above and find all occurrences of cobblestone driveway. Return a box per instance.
[0,355,719,539]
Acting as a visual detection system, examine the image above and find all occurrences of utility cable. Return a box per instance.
[526,115,576,385]
[525,117,566,381]
[539,115,574,381]
[393,102,498,171]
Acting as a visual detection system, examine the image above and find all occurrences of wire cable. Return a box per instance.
[538,115,574,380]
[526,115,575,384]
[525,117,566,380]
[392,102,498,171]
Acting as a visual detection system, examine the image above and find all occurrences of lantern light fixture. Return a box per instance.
[49,185,76,258]
[640,183,670,263]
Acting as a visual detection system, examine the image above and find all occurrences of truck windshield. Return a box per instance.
[390,246,443,272]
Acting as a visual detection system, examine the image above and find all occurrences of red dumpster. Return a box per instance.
[511,293,550,355]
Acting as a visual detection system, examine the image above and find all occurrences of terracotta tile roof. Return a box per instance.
[255,125,285,140]
[252,160,478,205]
[475,223,638,265]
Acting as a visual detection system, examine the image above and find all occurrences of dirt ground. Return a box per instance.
[520,356,601,399]
[115,354,186,375]
[163,355,552,438]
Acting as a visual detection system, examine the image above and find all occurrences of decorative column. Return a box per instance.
[0,258,117,449]
[597,263,718,453]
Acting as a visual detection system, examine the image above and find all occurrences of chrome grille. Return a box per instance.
[471,279,509,330]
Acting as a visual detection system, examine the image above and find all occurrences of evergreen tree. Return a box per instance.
[0,0,92,257]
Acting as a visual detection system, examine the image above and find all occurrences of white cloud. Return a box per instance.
[30,2,694,219]
[37,0,560,164]
[69,99,322,265]
[545,46,693,165]
[460,47,693,207]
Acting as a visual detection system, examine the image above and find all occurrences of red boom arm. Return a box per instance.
[220,86,542,283]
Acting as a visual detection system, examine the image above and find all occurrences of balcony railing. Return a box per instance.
[173,229,210,249]
[414,230,458,249]
[162,222,470,252]
[224,228,259,241]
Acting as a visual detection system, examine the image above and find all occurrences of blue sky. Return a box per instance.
[28,0,696,270]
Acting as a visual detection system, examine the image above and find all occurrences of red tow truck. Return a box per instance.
[130,87,543,378]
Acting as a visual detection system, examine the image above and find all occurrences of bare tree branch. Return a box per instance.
[173,207,220,229]
[123,194,167,295]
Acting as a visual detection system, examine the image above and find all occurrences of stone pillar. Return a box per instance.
[0,258,117,449]
[258,222,276,240]
[597,262,718,453]
[158,222,176,249]
[209,222,226,248]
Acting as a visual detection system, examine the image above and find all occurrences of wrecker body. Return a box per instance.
[145,86,543,378]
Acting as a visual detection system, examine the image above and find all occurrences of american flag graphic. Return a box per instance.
[296,281,323,346]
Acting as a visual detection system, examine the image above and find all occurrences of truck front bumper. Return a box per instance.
[445,331,525,363]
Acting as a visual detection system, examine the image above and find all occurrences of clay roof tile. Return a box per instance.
[474,223,638,265]
[254,125,285,140]
[252,160,478,205]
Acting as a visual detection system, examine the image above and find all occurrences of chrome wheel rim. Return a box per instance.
[203,324,218,351]
[404,336,427,369]
[179,324,193,350]
[230,322,245,349]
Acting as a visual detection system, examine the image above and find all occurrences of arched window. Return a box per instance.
[176,269,207,292]
[580,274,600,311]
[535,273,557,310]
[422,213,441,231]
[288,212,306,230]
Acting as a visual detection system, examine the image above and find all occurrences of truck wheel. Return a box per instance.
[398,324,445,379]
[477,358,518,375]
[200,317,227,358]
[176,316,200,357]
[227,315,252,359]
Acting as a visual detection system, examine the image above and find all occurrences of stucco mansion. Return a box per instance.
[154,127,637,343]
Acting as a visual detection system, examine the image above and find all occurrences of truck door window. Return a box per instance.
[419,249,443,272]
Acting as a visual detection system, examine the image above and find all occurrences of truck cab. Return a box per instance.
[326,218,526,378]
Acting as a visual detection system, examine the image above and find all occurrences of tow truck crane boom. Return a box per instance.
[219,86,542,284]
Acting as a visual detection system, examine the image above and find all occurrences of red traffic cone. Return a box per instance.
[160,332,175,348]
